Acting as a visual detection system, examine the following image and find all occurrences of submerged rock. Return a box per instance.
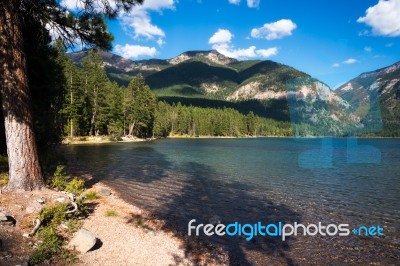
[98,188,111,197]
[68,228,97,253]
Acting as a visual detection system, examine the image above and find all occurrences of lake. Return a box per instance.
[64,138,400,265]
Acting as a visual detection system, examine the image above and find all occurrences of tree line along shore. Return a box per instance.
[56,47,292,140]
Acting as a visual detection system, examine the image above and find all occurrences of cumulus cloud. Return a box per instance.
[114,44,157,59]
[120,12,165,39]
[228,0,240,5]
[343,58,357,64]
[209,29,233,44]
[120,0,176,41]
[254,47,278,57]
[247,0,260,8]
[251,19,297,40]
[209,29,277,59]
[60,0,176,45]
[357,0,400,37]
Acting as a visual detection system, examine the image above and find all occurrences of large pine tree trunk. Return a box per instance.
[0,1,44,190]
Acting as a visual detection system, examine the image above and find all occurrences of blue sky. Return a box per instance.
[61,0,400,88]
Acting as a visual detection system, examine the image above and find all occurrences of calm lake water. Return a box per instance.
[64,138,400,265]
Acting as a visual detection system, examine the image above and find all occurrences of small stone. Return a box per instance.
[0,212,7,221]
[25,207,35,214]
[36,198,45,204]
[22,233,30,238]
[98,188,111,197]
[353,246,363,251]
[67,228,97,253]
[56,197,66,203]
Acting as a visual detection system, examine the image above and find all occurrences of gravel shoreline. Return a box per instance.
[77,183,195,266]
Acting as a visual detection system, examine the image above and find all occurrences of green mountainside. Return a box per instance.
[68,49,311,121]
[69,49,309,101]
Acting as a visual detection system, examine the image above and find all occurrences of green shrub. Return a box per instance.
[84,190,98,200]
[74,196,88,217]
[65,177,85,195]
[29,226,62,265]
[49,165,67,191]
[39,203,69,227]
[104,209,118,217]
[29,225,77,265]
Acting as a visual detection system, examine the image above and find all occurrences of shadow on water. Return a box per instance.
[64,144,172,186]
[149,162,300,265]
[63,144,301,265]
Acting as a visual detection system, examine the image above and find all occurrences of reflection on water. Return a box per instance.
[65,138,400,265]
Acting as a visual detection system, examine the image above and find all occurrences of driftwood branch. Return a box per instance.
[24,192,82,237]
[65,201,78,214]
[28,218,41,237]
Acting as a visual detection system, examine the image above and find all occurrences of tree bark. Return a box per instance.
[0,1,44,190]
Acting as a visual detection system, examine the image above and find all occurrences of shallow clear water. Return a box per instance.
[65,138,400,265]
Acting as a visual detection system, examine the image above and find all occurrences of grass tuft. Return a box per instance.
[84,190,98,200]
[104,209,118,217]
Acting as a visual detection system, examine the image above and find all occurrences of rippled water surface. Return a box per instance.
[65,138,400,265]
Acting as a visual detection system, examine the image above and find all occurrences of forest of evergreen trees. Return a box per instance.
[57,46,291,139]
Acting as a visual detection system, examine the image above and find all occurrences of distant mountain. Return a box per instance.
[69,49,170,86]
[336,61,400,136]
[68,49,310,101]
[68,49,318,121]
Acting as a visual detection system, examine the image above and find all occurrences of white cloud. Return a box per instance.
[357,0,400,37]
[251,19,297,40]
[332,63,340,68]
[221,46,258,58]
[114,44,157,59]
[120,0,176,42]
[364,46,372,52]
[228,0,240,5]
[256,47,278,57]
[209,29,233,44]
[157,38,165,46]
[121,12,165,39]
[343,58,357,64]
[247,0,260,8]
[209,29,277,59]
[60,0,176,46]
